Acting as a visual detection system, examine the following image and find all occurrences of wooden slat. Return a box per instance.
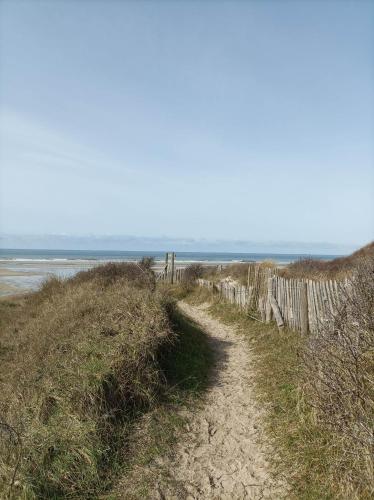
[195,266,345,335]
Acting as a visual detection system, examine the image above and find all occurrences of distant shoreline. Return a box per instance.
[0,248,343,262]
[0,248,342,298]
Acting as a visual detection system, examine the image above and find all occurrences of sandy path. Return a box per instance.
[155,301,285,500]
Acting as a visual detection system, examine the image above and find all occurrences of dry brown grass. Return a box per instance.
[302,255,374,497]
[181,263,205,284]
[0,263,172,498]
[178,263,208,293]
[280,241,374,280]
[71,260,156,288]
[203,261,276,286]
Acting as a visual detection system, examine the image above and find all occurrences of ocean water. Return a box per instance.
[0,248,341,295]
[0,248,341,264]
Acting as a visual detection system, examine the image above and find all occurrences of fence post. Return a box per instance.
[170,252,175,284]
[165,252,169,277]
[266,277,272,323]
[300,281,309,334]
[268,285,284,330]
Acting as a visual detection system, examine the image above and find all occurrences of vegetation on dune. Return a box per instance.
[183,242,374,283]
[0,263,172,498]
[198,261,276,286]
[177,263,207,293]
[0,261,215,499]
[181,263,205,285]
[71,258,156,288]
[302,256,374,497]
[178,261,274,289]
[279,241,374,279]
[184,252,374,499]
[1,245,372,498]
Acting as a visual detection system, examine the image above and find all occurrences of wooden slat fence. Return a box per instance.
[155,252,185,283]
[197,265,346,334]
[156,267,185,283]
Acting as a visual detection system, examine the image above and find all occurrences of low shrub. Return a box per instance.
[182,263,205,284]
[302,255,374,496]
[71,261,155,289]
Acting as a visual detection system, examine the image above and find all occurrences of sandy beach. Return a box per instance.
[0,259,99,296]
[0,253,290,297]
[0,259,203,296]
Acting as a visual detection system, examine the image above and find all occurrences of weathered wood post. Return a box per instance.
[259,297,266,322]
[164,252,169,281]
[247,264,251,308]
[266,277,273,323]
[269,294,284,330]
[170,252,175,284]
[300,281,309,335]
[267,278,284,330]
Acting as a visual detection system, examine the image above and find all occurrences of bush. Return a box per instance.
[138,256,155,272]
[182,263,205,284]
[71,261,155,289]
[302,255,374,496]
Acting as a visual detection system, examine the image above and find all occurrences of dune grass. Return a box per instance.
[188,241,374,283]
[279,241,374,279]
[0,264,172,499]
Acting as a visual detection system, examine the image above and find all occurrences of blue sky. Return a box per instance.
[0,0,373,253]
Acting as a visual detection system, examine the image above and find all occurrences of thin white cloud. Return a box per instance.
[0,110,135,176]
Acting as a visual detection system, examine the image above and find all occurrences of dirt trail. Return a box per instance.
[154,302,285,500]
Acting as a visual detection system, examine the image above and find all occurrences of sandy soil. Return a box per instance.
[153,302,286,500]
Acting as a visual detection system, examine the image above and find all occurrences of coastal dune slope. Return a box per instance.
[0,263,172,498]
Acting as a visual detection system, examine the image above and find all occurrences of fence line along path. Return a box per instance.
[198,263,346,335]
[156,255,344,335]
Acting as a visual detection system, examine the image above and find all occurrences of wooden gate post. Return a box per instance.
[300,281,309,335]
[164,252,169,282]
[170,252,175,284]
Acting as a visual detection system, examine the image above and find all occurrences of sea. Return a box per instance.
[0,248,342,296]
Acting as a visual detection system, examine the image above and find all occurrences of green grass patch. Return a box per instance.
[163,309,213,395]
[109,307,214,498]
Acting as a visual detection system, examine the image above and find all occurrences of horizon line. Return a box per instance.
[0,247,346,257]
